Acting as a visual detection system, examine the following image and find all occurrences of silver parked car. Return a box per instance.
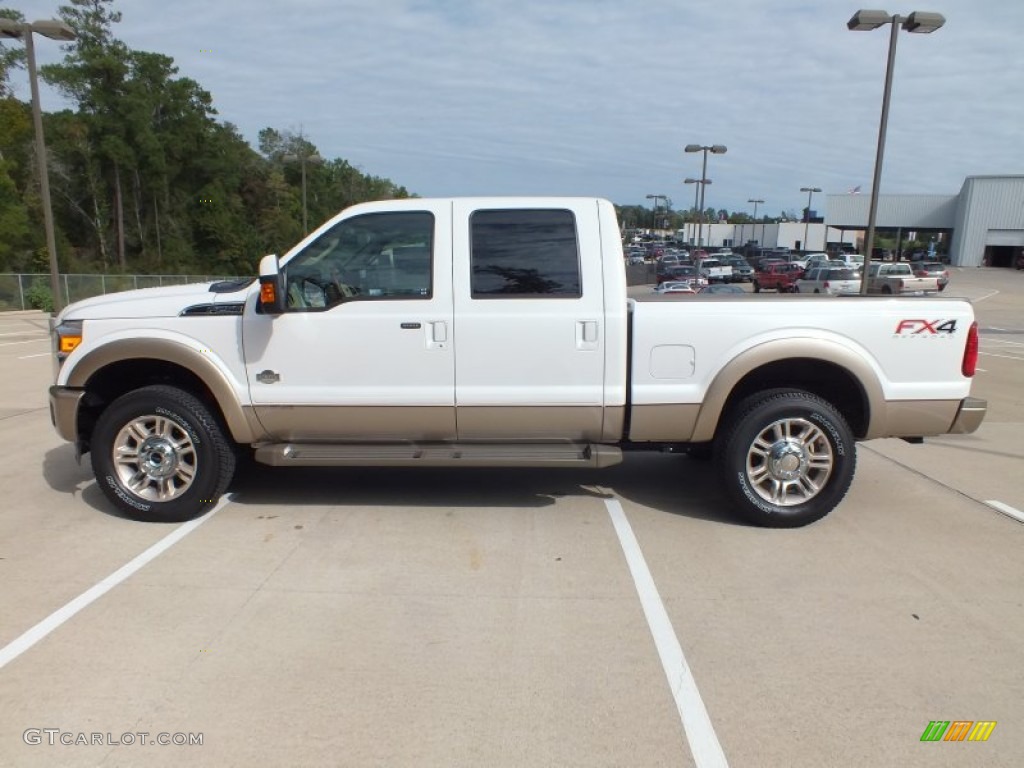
[795,267,861,296]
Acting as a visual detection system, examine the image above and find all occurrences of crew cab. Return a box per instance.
[49,198,986,528]
[867,262,939,295]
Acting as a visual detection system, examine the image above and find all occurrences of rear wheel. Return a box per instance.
[715,390,856,527]
[753,281,761,293]
[90,385,236,522]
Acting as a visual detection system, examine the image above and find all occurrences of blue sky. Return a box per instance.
[12,0,1024,218]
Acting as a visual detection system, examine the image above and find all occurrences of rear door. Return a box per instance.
[450,200,607,440]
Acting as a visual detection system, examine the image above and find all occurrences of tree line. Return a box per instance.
[0,0,410,279]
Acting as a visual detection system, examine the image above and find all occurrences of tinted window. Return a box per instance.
[826,268,858,280]
[470,209,582,298]
[283,211,434,310]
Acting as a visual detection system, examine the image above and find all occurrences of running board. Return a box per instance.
[254,442,623,468]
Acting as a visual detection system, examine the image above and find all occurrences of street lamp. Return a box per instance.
[645,193,668,231]
[0,18,76,314]
[684,179,712,248]
[684,144,726,249]
[284,151,324,235]
[848,9,945,294]
[800,187,821,254]
[747,198,764,246]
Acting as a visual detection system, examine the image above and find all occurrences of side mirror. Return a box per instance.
[257,254,284,315]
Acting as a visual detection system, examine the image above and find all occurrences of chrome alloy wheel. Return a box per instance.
[744,417,834,507]
[112,415,197,501]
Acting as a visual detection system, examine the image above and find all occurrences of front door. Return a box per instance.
[242,201,455,441]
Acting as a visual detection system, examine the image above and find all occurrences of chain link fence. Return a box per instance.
[0,273,242,312]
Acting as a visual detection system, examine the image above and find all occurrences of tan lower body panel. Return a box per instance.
[252,405,456,441]
[627,403,700,442]
[251,405,618,443]
[456,406,607,441]
[869,399,961,439]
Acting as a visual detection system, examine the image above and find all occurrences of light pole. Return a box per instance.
[684,178,712,248]
[645,193,667,232]
[684,144,726,249]
[284,151,324,235]
[848,9,945,294]
[0,18,76,313]
[800,187,821,254]
[747,198,764,246]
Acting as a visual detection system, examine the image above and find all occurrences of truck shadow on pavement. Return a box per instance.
[225,452,744,526]
[42,445,744,526]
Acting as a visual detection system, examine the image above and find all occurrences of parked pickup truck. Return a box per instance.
[696,258,733,284]
[753,261,803,293]
[49,198,986,528]
[867,262,940,295]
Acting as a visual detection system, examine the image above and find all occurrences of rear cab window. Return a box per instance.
[469,209,582,298]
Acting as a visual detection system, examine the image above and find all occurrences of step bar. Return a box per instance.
[254,442,623,468]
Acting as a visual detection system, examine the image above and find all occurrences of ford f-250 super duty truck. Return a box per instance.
[49,198,986,528]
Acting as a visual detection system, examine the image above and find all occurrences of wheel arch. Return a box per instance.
[690,339,884,443]
[67,339,258,450]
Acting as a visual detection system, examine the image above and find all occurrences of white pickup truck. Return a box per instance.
[49,198,986,528]
[867,262,940,295]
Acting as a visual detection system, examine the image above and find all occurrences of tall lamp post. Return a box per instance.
[848,9,945,294]
[684,178,712,248]
[284,151,324,235]
[800,187,821,254]
[684,144,726,249]
[0,18,76,314]
[645,193,667,232]
[747,198,764,246]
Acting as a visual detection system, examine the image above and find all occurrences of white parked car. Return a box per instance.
[795,266,862,295]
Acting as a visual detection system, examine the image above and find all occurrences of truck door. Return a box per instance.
[450,200,607,440]
[241,201,456,440]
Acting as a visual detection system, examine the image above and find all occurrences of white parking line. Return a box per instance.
[0,339,49,347]
[979,352,1024,362]
[0,495,233,671]
[17,353,51,360]
[605,499,728,768]
[985,500,1024,524]
[0,330,48,337]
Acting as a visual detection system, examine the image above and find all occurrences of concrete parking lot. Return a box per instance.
[1,267,1021,767]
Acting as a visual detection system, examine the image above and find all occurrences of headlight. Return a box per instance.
[54,319,84,366]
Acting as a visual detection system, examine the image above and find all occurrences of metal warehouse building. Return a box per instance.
[826,175,1024,268]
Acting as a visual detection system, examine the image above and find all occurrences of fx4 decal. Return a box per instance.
[895,319,958,335]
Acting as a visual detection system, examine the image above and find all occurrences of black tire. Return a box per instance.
[881,285,893,295]
[715,390,856,528]
[90,385,236,522]
[753,281,761,293]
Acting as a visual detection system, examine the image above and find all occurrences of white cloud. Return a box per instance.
[13,0,1024,215]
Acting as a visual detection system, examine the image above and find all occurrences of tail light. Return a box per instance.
[962,321,979,377]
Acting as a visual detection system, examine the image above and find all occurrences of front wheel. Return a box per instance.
[752,281,761,293]
[91,385,236,522]
[716,390,856,527]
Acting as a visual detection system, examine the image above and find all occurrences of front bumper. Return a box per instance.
[949,396,987,434]
[49,385,86,442]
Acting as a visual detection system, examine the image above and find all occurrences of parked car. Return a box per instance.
[696,258,733,284]
[652,281,697,295]
[721,255,754,282]
[866,262,939,295]
[801,253,833,271]
[795,267,862,296]
[658,265,707,288]
[697,284,747,295]
[753,261,804,293]
[914,262,949,291]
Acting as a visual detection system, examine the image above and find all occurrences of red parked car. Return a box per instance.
[753,261,804,293]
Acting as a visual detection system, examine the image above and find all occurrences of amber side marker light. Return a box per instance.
[58,334,82,354]
[260,281,276,304]
[962,321,979,377]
